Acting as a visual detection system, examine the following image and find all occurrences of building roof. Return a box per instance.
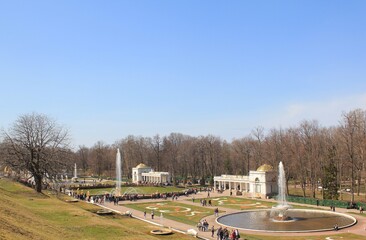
[256,164,274,172]
[135,163,150,169]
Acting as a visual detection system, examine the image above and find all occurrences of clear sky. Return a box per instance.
[0,1,365,148]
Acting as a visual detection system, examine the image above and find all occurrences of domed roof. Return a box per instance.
[136,163,150,168]
[256,164,274,172]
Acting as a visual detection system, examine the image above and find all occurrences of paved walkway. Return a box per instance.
[94,190,366,239]
[99,196,214,239]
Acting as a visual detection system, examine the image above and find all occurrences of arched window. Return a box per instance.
[255,177,261,193]
[133,171,137,181]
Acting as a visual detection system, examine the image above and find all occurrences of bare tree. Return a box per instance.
[251,126,265,168]
[340,109,365,202]
[149,134,164,171]
[299,120,321,198]
[164,133,185,185]
[288,127,307,197]
[77,145,89,174]
[231,136,252,175]
[90,141,109,177]
[1,113,71,192]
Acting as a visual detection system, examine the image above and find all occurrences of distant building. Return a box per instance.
[213,164,278,198]
[132,163,171,185]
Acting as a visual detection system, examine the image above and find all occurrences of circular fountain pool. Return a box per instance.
[216,209,357,232]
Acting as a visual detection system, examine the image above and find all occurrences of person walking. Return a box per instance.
[234,229,240,240]
[230,229,236,240]
[216,226,222,240]
[214,207,219,217]
[211,225,215,237]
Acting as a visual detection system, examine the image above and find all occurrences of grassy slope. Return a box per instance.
[0,178,192,240]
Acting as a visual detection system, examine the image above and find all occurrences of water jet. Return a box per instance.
[216,162,357,232]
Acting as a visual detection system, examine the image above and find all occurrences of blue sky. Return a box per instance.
[1,1,365,147]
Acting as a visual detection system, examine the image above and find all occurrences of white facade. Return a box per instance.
[132,163,171,185]
[213,164,278,198]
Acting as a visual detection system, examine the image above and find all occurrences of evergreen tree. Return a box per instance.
[323,146,339,200]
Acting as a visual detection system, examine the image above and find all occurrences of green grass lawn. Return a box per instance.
[83,186,186,195]
[288,185,366,203]
[126,201,215,226]
[202,196,275,210]
[0,178,193,240]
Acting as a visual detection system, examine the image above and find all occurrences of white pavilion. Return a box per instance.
[213,164,278,198]
[132,163,171,185]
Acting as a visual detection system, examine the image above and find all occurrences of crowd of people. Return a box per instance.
[200,198,212,206]
[197,220,240,239]
[213,226,240,240]
[197,219,210,231]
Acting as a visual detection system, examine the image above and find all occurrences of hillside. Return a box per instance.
[0,178,191,240]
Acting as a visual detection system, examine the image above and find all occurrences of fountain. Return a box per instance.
[116,148,122,197]
[270,161,291,221]
[216,162,357,232]
[160,213,164,226]
[122,187,144,195]
[71,163,78,182]
[150,213,173,235]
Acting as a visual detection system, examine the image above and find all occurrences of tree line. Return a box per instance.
[1,109,366,201]
[74,108,366,202]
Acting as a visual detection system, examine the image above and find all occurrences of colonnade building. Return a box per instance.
[213,164,278,198]
[132,163,171,185]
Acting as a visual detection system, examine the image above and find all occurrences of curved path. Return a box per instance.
[96,190,366,239]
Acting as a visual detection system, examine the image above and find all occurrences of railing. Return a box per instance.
[216,175,250,180]
[284,195,366,210]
